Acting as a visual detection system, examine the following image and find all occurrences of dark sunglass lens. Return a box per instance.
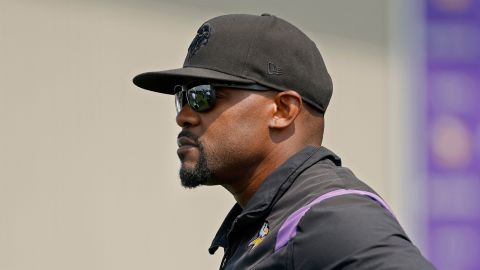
[187,85,216,112]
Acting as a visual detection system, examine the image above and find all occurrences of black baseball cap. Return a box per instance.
[133,13,333,113]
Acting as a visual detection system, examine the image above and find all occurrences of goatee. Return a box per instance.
[178,131,213,188]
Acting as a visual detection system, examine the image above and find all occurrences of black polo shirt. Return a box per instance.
[209,146,435,269]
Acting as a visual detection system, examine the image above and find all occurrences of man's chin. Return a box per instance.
[179,168,205,188]
[179,164,212,188]
[177,142,212,188]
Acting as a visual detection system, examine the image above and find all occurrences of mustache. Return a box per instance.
[177,130,200,143]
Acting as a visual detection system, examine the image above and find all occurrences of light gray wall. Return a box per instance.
[0,1,400,269]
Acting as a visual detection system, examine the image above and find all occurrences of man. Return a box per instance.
[133,14,435,270]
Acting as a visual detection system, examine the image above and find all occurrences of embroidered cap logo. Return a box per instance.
[187,24,212,59]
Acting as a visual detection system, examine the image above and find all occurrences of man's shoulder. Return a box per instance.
[267,158,435,269]
[291,194,435,269]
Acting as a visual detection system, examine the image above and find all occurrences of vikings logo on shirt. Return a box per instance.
[248,221,269,250]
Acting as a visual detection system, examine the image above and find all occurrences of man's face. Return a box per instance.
[175,87,274,188]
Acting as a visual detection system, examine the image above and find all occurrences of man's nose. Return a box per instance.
[175,105,201,128]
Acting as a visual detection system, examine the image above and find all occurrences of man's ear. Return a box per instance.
[268,90,302,129]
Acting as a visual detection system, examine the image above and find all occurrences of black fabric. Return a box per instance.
[133,14,333,113]
[210,146,435,270]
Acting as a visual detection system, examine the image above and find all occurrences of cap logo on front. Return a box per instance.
[187,23,212,59]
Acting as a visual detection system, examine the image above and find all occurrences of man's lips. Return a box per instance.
[177,136,198,148]
[177,136,198,159]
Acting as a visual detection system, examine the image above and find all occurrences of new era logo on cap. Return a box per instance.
[267,62,283,75]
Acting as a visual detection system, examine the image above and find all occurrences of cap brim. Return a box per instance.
[133,67,255,95]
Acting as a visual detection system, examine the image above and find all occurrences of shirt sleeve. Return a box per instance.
[291,195,436,270]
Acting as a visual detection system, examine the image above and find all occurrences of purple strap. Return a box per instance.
[274,189,394,251]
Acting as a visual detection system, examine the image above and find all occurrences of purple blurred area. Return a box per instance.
[424,0,480,269]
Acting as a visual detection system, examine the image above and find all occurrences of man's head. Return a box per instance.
[133,14,332,190]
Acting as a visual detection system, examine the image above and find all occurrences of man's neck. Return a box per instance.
[222,146,301,208]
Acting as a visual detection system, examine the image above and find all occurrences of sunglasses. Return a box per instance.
[174,83,270,113]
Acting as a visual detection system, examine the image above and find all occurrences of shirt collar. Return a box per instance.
[209,145,341,254]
